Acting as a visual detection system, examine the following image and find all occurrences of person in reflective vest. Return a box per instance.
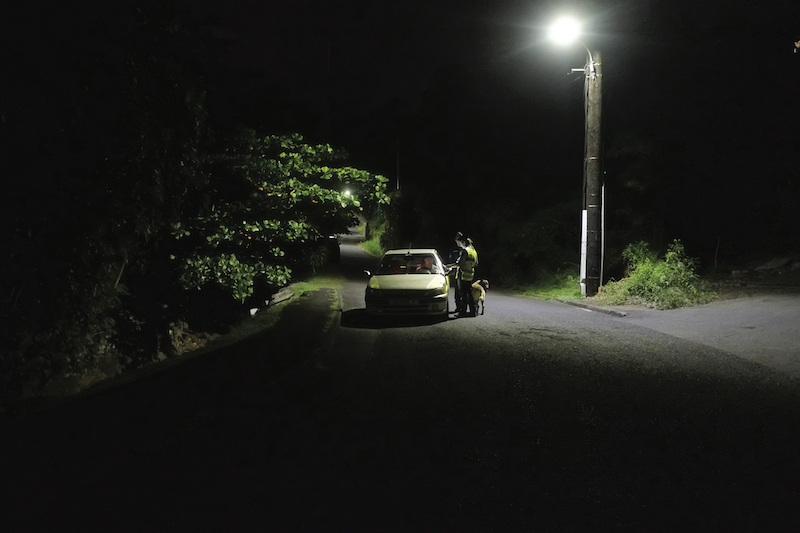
[454,232,478,317]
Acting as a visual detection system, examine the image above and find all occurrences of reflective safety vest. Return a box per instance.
[458,246,478,282]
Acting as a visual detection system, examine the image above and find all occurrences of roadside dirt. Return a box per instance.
[705,263,800,301]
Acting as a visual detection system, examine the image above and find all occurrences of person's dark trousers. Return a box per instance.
[454,279,465,313]
[458,279,475,316]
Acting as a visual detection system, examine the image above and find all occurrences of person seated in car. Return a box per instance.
[416,256,434,273]
[388,259,403,273]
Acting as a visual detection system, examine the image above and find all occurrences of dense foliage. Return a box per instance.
[595,240,716,309]
[0,4,388,405]
[174,130,388,302]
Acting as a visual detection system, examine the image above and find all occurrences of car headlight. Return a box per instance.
[423,278,448,297]
[425,277,445,290]
[425,276,447,298]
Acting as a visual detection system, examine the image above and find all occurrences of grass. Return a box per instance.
[515,272,583,300]
[293,267,345,292]
[359,215,386,258]
[510,241,716,310]
[361,235,384,258]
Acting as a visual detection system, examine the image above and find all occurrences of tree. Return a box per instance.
[173,130,389,302]
[0,2,390,404]
[0,1,214,398]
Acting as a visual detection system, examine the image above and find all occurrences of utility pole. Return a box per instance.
[583,50,602,296]
[548,17,604,297]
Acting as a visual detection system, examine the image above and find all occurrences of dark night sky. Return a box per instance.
[2,0,799,259]
[177,0,799,258]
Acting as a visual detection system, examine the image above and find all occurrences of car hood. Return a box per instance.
[369,274,447,290]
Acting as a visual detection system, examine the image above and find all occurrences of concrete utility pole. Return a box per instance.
[583,50,602,296]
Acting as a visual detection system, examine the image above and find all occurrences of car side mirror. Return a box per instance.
[364,269,372,277]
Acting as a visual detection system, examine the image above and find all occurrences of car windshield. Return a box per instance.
[377,254,440,275]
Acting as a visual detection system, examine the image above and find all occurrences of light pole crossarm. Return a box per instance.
[577,42,598,80]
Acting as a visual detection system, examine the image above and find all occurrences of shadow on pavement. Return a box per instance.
[341,308,449,329]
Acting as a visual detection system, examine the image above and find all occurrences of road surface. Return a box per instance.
[2,236,800,531]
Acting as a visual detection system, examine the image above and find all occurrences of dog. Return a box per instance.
[471,279,489,315]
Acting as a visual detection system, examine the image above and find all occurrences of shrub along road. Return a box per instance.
[2,238,800,531]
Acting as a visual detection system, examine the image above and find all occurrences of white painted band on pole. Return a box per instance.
[580,209,587,296]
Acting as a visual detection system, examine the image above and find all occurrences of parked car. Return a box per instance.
[365,248,451,317]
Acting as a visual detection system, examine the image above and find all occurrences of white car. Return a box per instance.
[365,248,451,317]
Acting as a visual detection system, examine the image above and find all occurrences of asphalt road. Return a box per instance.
[2,236,800,531]
[603,295,800,380]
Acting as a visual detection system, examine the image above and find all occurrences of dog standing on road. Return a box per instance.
[471,279,489,315]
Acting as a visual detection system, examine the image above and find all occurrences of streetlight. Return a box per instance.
[548,17,603,297]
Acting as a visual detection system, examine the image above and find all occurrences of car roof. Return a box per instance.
[383,248,439,255]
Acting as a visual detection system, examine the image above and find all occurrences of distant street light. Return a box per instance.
[548,17,603,297]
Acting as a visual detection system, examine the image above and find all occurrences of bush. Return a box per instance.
[596,240,716,309]
[362,211,388,257]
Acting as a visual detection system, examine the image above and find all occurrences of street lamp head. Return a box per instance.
[548,16,581,46]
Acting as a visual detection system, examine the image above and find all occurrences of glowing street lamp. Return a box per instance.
[548,17,603,297]
[547,16,581,46]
